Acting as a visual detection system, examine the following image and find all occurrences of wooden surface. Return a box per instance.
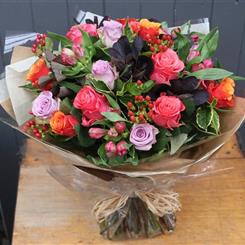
[13,135,245,245]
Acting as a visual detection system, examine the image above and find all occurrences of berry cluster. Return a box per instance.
[22,119,49,139]
[148,34,174,53]
[32,33,47,54]
[127,83,154,123]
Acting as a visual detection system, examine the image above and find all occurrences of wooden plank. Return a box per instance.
[141,0,174,25]
[104,0,140,18]
[31,0,68,35]
[175,0,213,25]
[67,0,104,26]
[211,0,245,72]
[13,135,245,244]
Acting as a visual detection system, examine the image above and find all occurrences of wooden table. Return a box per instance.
[13,135,245,245]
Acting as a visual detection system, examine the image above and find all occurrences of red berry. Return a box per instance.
[135,95,139,101]
[150,46,155,52]
[35,132,41,139]
[138,95,144,101]
[128,111,134,116]
[33,128,38,134]
[32,44,37,48]
[160,45,167,52]
[137,80,142,86]
[42,125,49,131]
[156,39,161,44]
[29,120,35,126]
[139,114,145,120]
[36,34,41,39]
[145,96,151,101]
[32,47,36,53]
[127,101,133,108]
[26,121,31,127]
[130,115,136,122]
[43,33,47,38]
[148,103,154,109]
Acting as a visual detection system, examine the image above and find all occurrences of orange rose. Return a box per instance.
[50,111,78,137]
[139,19,161,29]
[26,58,52,89]
[207,77,235,108]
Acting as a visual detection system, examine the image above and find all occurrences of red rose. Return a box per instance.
[150,49,184,85]
[151,95,185,129]
[50,111,78,137]
[207,77,235,108]
[73,86,110,127]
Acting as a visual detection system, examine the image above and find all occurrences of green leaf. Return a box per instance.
[126,80,154,96]
[60,97,72,114]
[101,112,127,122]
[229,75,245,81]
[74,124,96,147]
[82,31,96,58]
[196,106,213,130]
[62,62,87,77]
[70,107,82,121]
[161,21,168,29]
[198,27,219,58]
[47,32,72,47]
[88,79,111,94]
[151,128,169,153]
[170,133,188,155]
[59,81,82,93]
[45,37,53,51]
[175,32,191,62]
[97,144,108,164]
[123,21,135,42]
[180,20,191,34]
[181,98,196,117]
[19,83,41,94]
[210,109,220,134]
[188,68,233,80]
[105,94,120,109]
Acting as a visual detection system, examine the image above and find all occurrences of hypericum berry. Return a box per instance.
[139,114,145,121]
[130,115,136,122]
[105,141,117,158]
[128,111,134,116]
[127,101,133,108]
[42,125,49,131]
[137,80,142,86]
[138,95,144,102]
[150,46,155,52]
[35,132,41,139]
[36,33,41,40]
[33,128,38,134]
[148,103,154,109]
[145,95,151,101]
[116,141,128,156]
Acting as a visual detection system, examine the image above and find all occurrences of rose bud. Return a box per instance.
[88,127,107,139]
[72,44,84,58]
[116,140,128,156]
[115,122,126,134]
[105,141,117,157]
[108,127,118,137]
[203,58,213,69]
[61,48,77,65]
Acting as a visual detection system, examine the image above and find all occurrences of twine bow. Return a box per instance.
[93,190,181,223]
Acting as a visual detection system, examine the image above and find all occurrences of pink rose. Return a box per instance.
[92,60,118,89]
[151,95,185,129]
[98,20,123,48]
[73,86,110,127]
[61,48,77,65]
[79,23,97,36]
[150,49,184,85]
[192,58,213,72]
[66,25,82,45]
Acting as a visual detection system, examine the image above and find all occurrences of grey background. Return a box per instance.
[0,0,244,243]
[0,0,245,96]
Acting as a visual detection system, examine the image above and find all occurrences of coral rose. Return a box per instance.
[151,95,185,129]
[207,77,235,108]
[50,111,78,137]
[150,49,184,85]
[73,86,110,127]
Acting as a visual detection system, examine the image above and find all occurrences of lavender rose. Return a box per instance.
[130,123,159,151]
[32,91,58,119]
[92,60,118,89]
[98,20,123,48]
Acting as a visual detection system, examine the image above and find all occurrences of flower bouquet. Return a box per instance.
[2,15,245,240]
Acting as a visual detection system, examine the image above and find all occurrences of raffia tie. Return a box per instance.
[92,190,181,223]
